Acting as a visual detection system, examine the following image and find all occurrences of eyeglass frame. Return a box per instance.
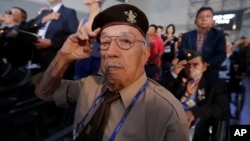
[96,35,146,50]
[5,10,12,15]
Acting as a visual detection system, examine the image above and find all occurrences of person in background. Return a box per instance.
[160,49,230,141]
[0,14,4,26]
[233,36,250,77]
[222,35,248,119]
[161,24,178,76]
[177,33,183,47]
[156,25,164,37]
[219,33,234,82]
[26,0,78,78]
[0,14,4,34]
[0,7,34,114]
[178,6,226,77]
[146,24,164,81]
[35,4,189,141]
[0,7,31,68]
[73,0,105,80]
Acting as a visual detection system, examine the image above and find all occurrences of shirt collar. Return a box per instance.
[189,74,202,82]
[197,28,210,34]
[120,73,147,108]
[101,73,147,108]
[51,3,62,12]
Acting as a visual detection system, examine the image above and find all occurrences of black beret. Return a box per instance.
[92,4,149,37]
[182,49,203,61]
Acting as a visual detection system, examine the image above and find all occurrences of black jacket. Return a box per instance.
[160,71,230,141]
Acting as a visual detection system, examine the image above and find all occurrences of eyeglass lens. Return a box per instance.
[99,35,135,50]
[5,10,12,15]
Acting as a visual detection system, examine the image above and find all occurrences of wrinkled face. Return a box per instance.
[195,9,214,30]
[184,56,207,79]
[99,25,150,88]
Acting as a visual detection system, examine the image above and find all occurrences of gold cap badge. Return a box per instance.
[124,10,137,23]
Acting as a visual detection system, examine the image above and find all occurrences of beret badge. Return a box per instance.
[124,10,137,23]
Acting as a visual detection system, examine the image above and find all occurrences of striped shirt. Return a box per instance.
[196,31,208,52]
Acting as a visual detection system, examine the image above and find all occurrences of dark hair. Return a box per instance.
[157,25,163,30]
[224,32,229,37]
[13,7,27,21]
[195,6,214,18]
[165,24,175,34]
[240,36,247,39]
[149,24,158,32]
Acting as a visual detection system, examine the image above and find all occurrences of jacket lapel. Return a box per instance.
[191,30,197,50]
[196,76,207,105]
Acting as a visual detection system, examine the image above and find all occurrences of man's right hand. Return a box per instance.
[41,12,60,23]
[171,58,187,75]
[59,27,101,63]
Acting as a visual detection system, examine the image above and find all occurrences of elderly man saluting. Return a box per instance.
[160,50,230,141]
[35,4,189,141]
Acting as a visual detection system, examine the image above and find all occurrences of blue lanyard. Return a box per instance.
[74,91,105,136]
[74,80,148,140]
[109,80,149,141]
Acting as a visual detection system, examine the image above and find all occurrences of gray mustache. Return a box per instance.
[105,62,124,69]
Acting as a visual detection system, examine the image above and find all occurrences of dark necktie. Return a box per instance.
[75,90,120,141]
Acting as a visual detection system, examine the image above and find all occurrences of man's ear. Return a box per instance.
[202,62,208,72]
[143,47,150,63]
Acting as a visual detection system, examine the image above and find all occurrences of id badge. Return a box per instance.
[164,45,171,53]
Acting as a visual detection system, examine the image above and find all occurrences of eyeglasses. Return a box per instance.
[5,10,12,15]
[97,35,146,50]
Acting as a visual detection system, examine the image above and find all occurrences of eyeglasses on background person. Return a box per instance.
[5,10,12,15]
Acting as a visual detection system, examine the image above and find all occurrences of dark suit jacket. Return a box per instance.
[178,28,226,70]
[0,22,33,68]
[26,5,78,70]
[160,72,230,141]
[228,51,246,93]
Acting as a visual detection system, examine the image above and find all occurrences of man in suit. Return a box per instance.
[27,0,78,75]
[160,50,230,141]
[178,7,226,77]
[0,7,31,68]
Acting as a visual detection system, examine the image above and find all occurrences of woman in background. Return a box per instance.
[161,24,178,75]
